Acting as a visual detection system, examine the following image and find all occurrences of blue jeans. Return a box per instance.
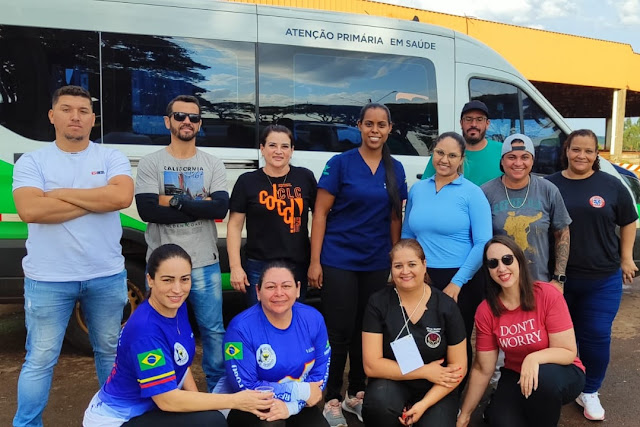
[14,270,128,427]
[564,269,622,393]
[190,263,225,392]
[244,258,308,307]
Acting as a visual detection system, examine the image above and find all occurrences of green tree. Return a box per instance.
[623,117,640,151]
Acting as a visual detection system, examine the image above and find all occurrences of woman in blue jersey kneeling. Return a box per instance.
[83,244,272,426]
[224,260,331,427]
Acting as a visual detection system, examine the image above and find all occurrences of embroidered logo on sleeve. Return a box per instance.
[137,349,166,371]
[225,342,244,360]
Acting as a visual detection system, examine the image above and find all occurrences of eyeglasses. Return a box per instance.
[486,254,514,269]
[433,148,461,160]
[171,112,201,123]
[462,116,487,123]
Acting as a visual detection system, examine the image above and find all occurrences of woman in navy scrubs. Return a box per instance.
[308,102,407,425]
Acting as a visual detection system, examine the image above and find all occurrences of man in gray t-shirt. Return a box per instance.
[482,134,571,290]
[135,95,229,391]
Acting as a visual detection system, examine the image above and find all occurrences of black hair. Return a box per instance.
[166,95,201,116]
[256,260,298,290]
[147,244,192,280]
[433,131,466,157]
[260,124,294,147]
[52,85,92,109]
[560,129,600,171]
[482,235,536,317]
[358,102,403,218]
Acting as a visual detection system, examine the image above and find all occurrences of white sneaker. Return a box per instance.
[576,392,605,421]
[323,398,348,427]
[341,391,364,422]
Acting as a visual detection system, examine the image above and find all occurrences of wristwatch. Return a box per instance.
[169,195,184,210]
[551,274,566,285]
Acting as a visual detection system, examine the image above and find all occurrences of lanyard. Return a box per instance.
[394,285,426,341]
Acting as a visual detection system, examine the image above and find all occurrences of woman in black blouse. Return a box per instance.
[361,239,467,427]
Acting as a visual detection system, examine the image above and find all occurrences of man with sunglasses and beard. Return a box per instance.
[135,95,229,393]
[422,100,503,186]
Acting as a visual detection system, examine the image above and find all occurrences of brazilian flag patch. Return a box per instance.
[225,342,243,360]
[137,349,166,371]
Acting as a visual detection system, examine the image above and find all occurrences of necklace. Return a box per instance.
[394,285,427,341]
[503,176,530,209]
[264,168,288,187]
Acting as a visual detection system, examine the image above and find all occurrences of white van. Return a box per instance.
[0,0,628,349]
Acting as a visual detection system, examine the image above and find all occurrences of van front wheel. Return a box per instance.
[64,259,146,354]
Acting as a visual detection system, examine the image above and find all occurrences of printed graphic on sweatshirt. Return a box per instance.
[259,183,304,233]
[163,167,207,200]
[502,211,543,254]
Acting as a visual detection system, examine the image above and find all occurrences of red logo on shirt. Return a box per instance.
[589,196,605,208]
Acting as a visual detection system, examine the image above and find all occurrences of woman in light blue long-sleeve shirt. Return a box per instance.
[402,132,492,382]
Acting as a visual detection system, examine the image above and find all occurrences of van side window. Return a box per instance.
[0,25,101,142]
[101,34,256,148]
[258,44,437,156]
[470,78,566,174]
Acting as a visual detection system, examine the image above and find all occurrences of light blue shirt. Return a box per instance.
[402,175,492,286]
[12,142,131,281]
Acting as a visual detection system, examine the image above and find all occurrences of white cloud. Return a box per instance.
[612,0,640,24]
[537,0,578,19]
[376,1,640,53]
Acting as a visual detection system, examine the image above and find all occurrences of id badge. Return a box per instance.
[390,334,423,375]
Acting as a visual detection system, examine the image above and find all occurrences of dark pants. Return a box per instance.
[427,267,485,392]
[123,409,226,426]
[321,265,390,401]
[564,269,622,393]
[227,406,328,427]
[487,364,585,427]
[362,378,459,427]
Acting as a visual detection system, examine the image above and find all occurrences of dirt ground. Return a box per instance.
[1,282,639,426]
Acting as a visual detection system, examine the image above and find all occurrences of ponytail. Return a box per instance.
[383,144,402,218]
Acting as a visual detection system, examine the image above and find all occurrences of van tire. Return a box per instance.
[64,258,146,355]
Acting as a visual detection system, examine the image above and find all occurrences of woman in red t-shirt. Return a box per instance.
[457,235,585,427]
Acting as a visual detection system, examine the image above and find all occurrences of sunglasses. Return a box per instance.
[486,254,514,269]
[171,112,201,123]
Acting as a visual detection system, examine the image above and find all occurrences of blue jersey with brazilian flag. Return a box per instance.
[224,302,331,416]
[95,301,195,420]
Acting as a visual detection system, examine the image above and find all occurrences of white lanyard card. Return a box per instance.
[390,334,423,375]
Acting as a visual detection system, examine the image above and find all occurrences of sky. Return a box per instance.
[374,0,640,135]
[376,0,640,53]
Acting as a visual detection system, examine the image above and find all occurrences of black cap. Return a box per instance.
[461,100,489,118]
